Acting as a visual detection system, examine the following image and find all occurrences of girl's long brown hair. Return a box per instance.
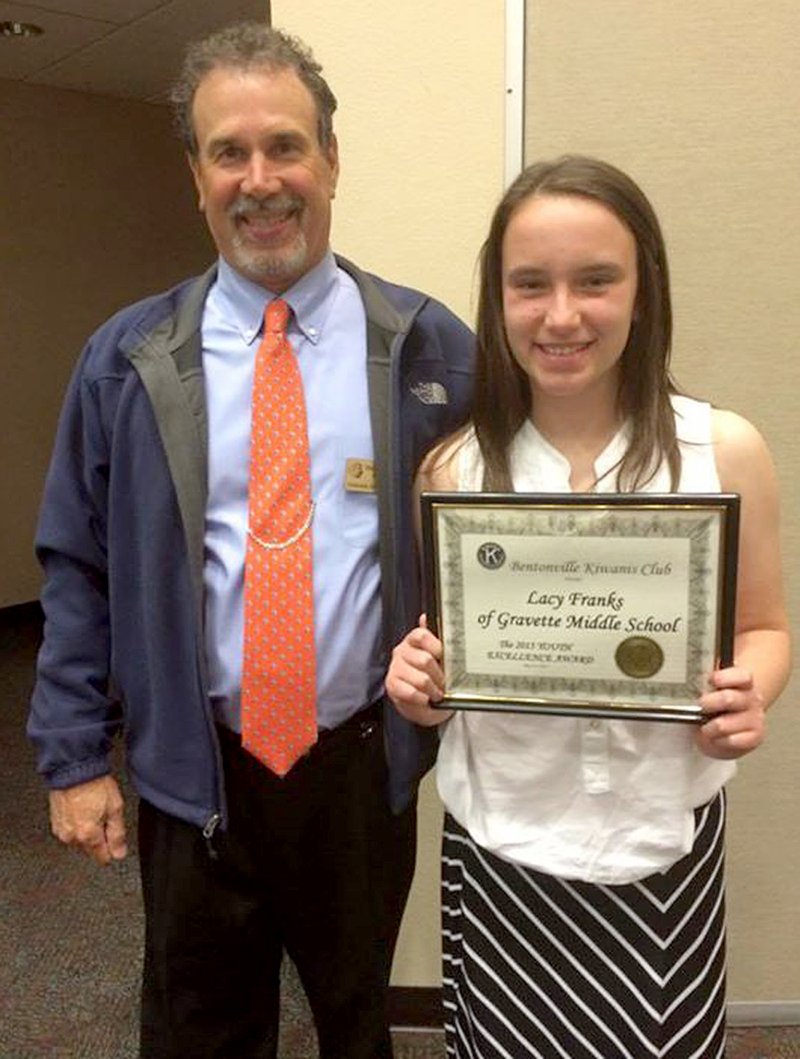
[473,155,680,492]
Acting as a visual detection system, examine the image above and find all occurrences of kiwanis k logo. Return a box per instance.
[477,542,506,570]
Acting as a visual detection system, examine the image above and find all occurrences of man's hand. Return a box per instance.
[49,775,128,865]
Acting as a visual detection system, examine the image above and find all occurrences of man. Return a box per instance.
[28,22,473,1059]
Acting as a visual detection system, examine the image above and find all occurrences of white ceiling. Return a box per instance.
[0,0,269,104]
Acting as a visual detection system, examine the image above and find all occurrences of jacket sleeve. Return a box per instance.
[442,310,476,424]
[418,300,475,441]
[395,301,476,637]
[27,347,122,789]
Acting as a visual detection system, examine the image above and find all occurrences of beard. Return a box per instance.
[230,233,309,285]
[227,193,309,287]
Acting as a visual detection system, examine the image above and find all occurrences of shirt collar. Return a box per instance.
[213,251,339,348]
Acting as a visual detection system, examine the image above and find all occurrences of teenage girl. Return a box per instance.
[387,156,790,1059]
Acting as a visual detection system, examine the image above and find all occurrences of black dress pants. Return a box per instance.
[138,704,416,1059]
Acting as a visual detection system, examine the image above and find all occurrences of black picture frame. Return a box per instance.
[421,492,740,723]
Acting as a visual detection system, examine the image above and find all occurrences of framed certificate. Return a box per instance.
[421,493,740,722]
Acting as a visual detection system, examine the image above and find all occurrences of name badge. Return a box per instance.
[345,458,376,493]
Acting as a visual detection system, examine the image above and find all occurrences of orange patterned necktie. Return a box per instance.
[240,297,317,775]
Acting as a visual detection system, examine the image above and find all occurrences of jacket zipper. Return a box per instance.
[202,812,222,860]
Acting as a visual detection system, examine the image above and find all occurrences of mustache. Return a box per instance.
[228,193,303,220]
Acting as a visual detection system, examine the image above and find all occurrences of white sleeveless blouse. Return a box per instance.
[436,396,736,884]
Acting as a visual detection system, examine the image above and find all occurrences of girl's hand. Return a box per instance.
[696,665,765,759]
[386,615,453,727]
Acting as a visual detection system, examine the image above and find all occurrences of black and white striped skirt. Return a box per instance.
[442,792,726,1059]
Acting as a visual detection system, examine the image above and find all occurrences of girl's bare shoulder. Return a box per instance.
[711,408,776,493]
[712,408,779,499]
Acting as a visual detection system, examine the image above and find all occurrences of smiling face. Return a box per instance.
[502,193,638,409]
[188,64,339,292]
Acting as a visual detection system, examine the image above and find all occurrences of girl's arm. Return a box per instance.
[696,410,791,759]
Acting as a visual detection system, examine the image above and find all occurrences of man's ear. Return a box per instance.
[188,153,205,211]
[327,134,340,199]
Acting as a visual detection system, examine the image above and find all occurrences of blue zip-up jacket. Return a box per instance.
[28,257,474,828]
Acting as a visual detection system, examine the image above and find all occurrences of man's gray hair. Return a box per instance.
[170,22,337,155]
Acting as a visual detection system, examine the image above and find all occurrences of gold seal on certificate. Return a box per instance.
[421,493,740,723]
[615,636,664,679]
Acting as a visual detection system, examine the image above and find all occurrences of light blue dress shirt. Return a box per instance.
[202,253,384,731]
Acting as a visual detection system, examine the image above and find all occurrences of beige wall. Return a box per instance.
[272,0,505,324]
[271,0,506,986]
[524,0,799,1004]
[0,79,212,607]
